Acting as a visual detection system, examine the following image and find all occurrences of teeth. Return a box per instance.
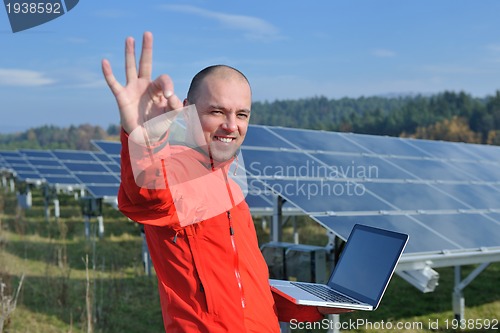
[217,137,233,143]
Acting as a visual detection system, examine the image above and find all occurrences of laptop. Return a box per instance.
[270,224,408,311]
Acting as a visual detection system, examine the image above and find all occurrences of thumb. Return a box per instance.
[165,92,183,111]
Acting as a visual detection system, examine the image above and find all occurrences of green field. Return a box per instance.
[0,187,498,333]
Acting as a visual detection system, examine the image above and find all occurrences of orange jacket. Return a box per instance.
[118,129,281,332]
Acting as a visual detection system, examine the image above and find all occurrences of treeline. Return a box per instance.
[251,90,500,145]
[1,90,500,150]
[0,124,121,150]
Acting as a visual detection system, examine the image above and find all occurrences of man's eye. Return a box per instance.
[237,113,249,119]
[211,110,223,115]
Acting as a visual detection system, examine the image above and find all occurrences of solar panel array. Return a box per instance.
[3,124,500,257]
[242,125,500,255]
[0,148,120,198]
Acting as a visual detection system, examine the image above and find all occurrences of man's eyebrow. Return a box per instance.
[209,104,251,113]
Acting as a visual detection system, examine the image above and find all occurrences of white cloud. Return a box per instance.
[160,5,282,41]
[371,49,397,58]
[0,68,55,86]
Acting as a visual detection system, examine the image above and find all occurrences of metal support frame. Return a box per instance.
[453,263,490,321]
[273,194,292,333]
[16,184,32,209]
[43,185,50,222]
[272,195,285,242]
[1,174,7,190]
[141,226,152,276]
[81,197,104,239]
[53,198,60,222]
[9,178,15,193]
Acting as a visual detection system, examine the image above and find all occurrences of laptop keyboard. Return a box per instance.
[290,282,362,304]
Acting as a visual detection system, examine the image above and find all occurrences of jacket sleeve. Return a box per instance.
[118,128,178,226]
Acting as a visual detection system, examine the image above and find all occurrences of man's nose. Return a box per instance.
[221,114,238,132]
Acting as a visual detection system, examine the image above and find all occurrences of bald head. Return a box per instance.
[187,65,251,105]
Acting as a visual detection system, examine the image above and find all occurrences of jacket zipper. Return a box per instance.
[228,210,246,309]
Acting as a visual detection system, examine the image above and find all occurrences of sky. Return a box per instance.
[1,0,500,133]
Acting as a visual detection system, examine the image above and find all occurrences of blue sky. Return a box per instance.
[1,0,500,133]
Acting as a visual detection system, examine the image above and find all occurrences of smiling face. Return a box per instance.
[184,68,252,162]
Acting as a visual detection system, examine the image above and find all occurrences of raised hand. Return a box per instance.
[101,31,183,134]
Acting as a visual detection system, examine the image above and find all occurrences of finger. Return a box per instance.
[151,74,176,100]
[125,36,138,83]
[138,31,153,79]
[166,93,183,111]
[101,59,123,96]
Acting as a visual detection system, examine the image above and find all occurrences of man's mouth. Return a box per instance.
[214,136,235,143]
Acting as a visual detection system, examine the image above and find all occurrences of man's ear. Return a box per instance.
[183,98,189,107]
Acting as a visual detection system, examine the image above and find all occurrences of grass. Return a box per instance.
[0,186,499,332]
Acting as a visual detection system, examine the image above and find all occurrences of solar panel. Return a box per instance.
[404,139,481,161]
[92,140,121,155]
[74,174,120,185]
[0,148,123,198]
[85,184,119,198]
[94,152,114,163]
[248,126,500,257]
[242,125,295,149]
[19,149,54,158]
[459,142,500,162]
[34,167,70,175]
[270,126,362,153]
[15,171,41,182]
[36,125,500,258]
[63,162,108,173]
[52,150,99,162]
[0,150,44,183]
[43,175,81,185]
[313,215,461,254]
[314,153,415,180]
[0,151,23,158]
[106,164,120,173]
[341,132,430,158]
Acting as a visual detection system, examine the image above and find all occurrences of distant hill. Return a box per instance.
[2,90,499,150]
[0,124,120,150]
[250,90,500,145]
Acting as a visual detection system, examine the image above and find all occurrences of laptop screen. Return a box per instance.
[329,224,408,308]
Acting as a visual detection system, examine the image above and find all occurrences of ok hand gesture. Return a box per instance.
[101,32,183,134]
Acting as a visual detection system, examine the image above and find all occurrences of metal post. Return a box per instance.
[43,186,50,223]
[453,266,465,321]
[292,216,299,244]
[272,195,284,242]
[84,215,91,239]
[97,216,104,238]
[96,198,104,237]
[453,263,490,321]
[53,198,60,221]
[141,229,152,276]
[327,314,340,333]
[27,189,32,208]
[274,195,290,333]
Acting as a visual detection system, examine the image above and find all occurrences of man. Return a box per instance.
[102,32,342,333]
